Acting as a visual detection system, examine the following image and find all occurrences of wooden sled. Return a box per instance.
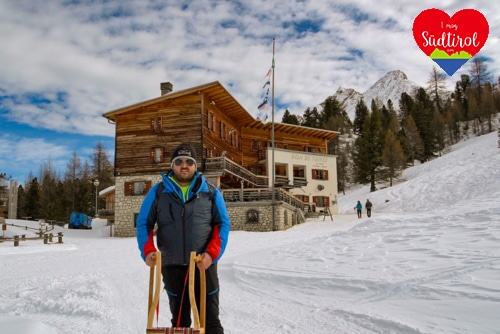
[146,251,206,334]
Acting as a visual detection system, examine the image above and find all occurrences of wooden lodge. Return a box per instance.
[102,81,339,236]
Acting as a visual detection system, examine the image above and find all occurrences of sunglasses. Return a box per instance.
[173,158,195,167]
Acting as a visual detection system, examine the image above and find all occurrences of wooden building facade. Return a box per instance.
[103,81,339,237]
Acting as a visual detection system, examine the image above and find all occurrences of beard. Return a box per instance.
[173,168,195,185]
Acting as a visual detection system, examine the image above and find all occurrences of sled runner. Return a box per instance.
[146,251,206,334]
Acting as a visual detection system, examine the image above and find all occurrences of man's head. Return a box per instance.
[171,143,197,184]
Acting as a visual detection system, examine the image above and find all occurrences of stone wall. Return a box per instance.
[114,174,161,237]
[226,201,304,232]
[114,174,306,237]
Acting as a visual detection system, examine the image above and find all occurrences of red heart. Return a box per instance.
[413,8,489,57]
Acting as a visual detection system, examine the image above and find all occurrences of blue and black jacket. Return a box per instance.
[136,171,230,266]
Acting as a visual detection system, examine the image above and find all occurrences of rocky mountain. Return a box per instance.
[333,70,421,121]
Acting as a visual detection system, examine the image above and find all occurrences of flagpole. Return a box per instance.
[271,37,276,231]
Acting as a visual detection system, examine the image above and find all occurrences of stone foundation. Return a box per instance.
[114,175,306,237]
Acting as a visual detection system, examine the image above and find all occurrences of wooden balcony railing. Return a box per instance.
[205,157,268,187]
[221,188,309,211]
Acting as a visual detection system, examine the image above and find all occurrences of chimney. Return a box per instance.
[161,82,173,96]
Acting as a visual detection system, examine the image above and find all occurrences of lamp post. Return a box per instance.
[93,179,100,217]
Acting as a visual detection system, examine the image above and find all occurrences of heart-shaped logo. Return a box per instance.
[413,8,489,76]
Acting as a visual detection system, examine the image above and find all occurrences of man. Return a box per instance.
[136,143,230,334]
[365,199,373,217]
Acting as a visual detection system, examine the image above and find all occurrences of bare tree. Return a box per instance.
[426,66,447,113]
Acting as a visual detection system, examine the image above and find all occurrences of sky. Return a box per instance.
[1,0,499,183]
[1,130,499,334]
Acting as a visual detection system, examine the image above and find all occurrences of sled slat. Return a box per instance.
[147,251,205,334]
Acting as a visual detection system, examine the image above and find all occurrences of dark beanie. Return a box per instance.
[171,143,197,163]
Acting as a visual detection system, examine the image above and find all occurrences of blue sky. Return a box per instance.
[1,0,498,183]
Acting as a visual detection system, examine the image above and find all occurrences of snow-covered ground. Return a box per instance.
[1,132,499,334]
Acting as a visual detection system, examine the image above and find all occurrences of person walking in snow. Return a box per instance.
[136,143,230,334]
[355,200,362,218]
[365,199,373,217]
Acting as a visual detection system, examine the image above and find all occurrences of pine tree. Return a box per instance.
[0,173,7,208]
[302,107,321,128]
[281,109,300,125]
[382,129,405,187]
[321,96,350,128]
[353,99,369,136]
[25,177,42,219]
[454,74,471,121]
[403,115,424,165]
[353,110,384,192]
[16,185,26,219]
[398,92,414,127]
[413,88,436,162]
[432,110,446,156]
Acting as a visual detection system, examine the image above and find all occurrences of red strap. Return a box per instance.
[176,267,191,327]
[156,302,160,327]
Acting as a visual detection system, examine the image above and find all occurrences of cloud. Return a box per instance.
[0,134,71,180]
[0,0,498,181]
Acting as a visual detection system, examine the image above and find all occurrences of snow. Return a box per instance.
[1,132,500,334]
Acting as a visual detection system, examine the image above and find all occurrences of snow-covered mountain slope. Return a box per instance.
[334,70,421,120]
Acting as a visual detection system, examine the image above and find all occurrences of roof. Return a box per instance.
[99,186,115,196]
[102,81,338,141]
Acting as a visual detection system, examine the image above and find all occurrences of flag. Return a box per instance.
[258,96,268,111]
[257,63,272,122]
[265,68,272,78]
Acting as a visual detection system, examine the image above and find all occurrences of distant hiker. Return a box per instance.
[355,201,362,218]
[365,199,373,217]
[136,143,230,334]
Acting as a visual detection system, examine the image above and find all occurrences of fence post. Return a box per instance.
[43,234,48,244]
[14,235,19,247]
[57,232,63,244]
[48,233,53,242]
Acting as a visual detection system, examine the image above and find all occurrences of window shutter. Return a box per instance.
[150,149,155,163]
[160,148,164,162]
[312,169,317,180]
[325,196,330,207]
[312,196,318,206]
[124,182,132,196]
[324,170,329,180]
[144,181,152,194]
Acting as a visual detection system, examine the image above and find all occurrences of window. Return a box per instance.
[251,139,259,151]
[313,196,330,207]
[230,130,238,147]
[295,194,308,203]
[150,147,165,163]
[124,181,152,196]
[206,112,216,132]
[275,164,287,177]
[150,117,162,133]
[219,122,226,139]
[312,169,329,180]
[293,166,305,178]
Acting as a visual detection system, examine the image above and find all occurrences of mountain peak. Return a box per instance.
[334,70,421,120]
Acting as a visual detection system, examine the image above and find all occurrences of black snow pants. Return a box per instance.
[162,264,224,334]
